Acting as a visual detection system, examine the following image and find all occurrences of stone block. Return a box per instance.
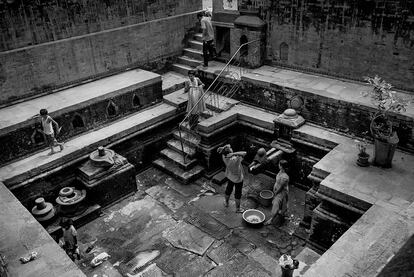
[78,154,136,207]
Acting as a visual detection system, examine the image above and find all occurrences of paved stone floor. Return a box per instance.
[76,167,308,277]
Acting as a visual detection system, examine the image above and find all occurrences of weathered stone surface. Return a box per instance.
[192,195,245,228]
[207,241,242,264]
[0,182,85,277]
[248,248,279,277]
[145,185,186,212]
[174,205,231,240]
[162,221,215,256]
[303,204,414,277]
[0,103,176,188]
[165,177,203,197]
[156,247,214,276]
[0,69,163,164]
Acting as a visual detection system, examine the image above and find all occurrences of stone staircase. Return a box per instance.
[153,122,204,184]
[172,33,203,75]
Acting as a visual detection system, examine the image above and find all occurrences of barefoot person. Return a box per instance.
[36,109,64,155]
[217,144,247,213]
[265,160,289,226]
[184,70,206,129]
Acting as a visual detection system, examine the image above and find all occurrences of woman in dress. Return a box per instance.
[265,159,289,226]
[184,70,206,129]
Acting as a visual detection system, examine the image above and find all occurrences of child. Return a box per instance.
[36,109,64,155]
[60,218,80,260]
[184,70,206,129]
[217,144,247,213]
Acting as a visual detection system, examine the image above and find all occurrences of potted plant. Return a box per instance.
[363,75,410,168]
[355,138,370,167]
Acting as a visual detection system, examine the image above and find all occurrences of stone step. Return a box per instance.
[163,88,188,109]
[162,71,187,95]
[193,33,203,42]
[183,48,203,60]
[160,148,198,170]
[172,130,200,148]
[167,138,196,158]
[200,109,218,119]
[178,56,203,68]
[152,158,204,184]
[188,39,203,51]
[172,63,194,76]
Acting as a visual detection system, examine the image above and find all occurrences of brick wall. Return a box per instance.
[0,12,198,105]
[0,0,201,50]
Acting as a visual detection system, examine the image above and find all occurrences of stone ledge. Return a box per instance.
[0,181,86,277]
[303,204,414,277]
[0,69,161,136]
[242,66,414,120]
[197,103,277,134]
[0,103,176,188]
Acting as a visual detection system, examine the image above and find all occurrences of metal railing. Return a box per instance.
[178,39,260,162]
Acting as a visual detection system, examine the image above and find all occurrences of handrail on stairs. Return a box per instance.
[178,39,260,163]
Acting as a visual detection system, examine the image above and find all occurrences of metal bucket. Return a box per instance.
[259,190,274,207]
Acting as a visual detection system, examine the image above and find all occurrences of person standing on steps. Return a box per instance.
[217,144,247,213]
[184,70,206,129]
[198,11,215,67]
[265,160,290,226]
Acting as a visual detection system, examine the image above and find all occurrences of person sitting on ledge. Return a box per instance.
[248,147,269,174]
[218,144,247,213]
[265,160,290,226]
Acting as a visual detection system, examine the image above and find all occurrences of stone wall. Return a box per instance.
[0,0,201,51]
[267,0,414,91]
[213,0,414,91]
[235,80,414,153]
[0,12,198,105]
[0,13,196,104]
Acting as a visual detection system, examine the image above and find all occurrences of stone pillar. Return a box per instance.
[273,108,305,140]
[231,10,266,68]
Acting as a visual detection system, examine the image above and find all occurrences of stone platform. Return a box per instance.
[291,123,414,276]
[0,103,176,188]
[76,167,309,277]
[0,69,163,164]
[0,182,86,277]
[78,153,136,207]
[198,61,414,154]
[296,124,414,213]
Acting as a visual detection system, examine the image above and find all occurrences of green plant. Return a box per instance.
[363,75,410,142]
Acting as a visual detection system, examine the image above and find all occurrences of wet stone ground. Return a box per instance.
[76,167,309,277]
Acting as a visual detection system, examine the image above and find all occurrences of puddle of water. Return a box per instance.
[126,250,160,274]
